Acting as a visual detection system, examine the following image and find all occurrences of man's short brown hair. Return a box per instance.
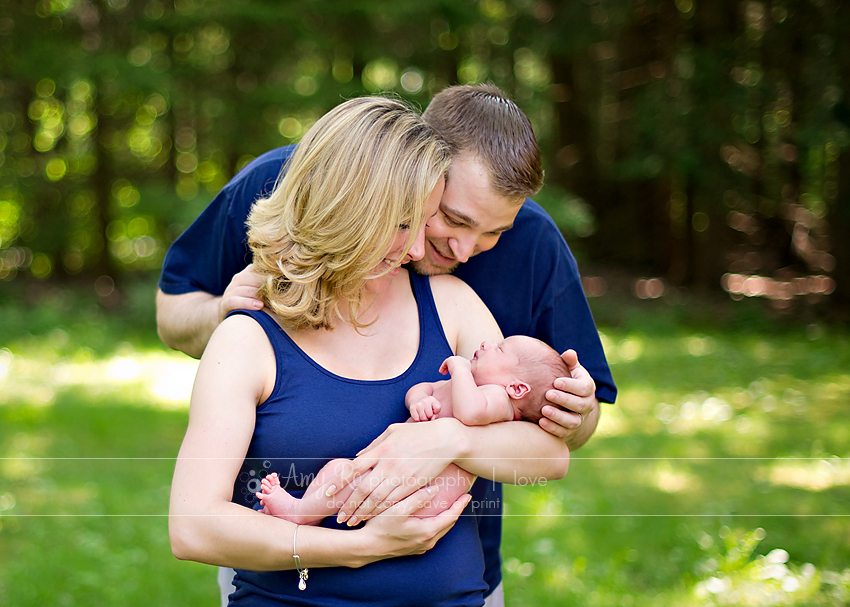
[423,83,544,201]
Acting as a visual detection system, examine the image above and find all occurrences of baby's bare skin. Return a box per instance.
[256,461,353,526]
[257,460,472,525]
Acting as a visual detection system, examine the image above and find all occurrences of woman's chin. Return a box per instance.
[366,263,402,288]
[376,260,402,276]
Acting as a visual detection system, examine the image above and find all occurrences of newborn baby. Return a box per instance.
[256,335,569,524]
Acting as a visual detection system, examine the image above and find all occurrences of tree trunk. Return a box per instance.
[832,148,850,306]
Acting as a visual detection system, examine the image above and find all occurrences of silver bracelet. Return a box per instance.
[293,524,309,591]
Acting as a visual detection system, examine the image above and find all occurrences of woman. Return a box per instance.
[169,97,569,606]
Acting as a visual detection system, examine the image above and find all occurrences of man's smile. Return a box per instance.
[427,240,456,265]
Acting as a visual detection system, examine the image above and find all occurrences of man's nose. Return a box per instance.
[447,236,476,263]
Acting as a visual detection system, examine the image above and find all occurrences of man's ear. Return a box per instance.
[505,381,531,400]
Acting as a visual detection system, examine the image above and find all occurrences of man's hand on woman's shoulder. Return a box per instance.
[218,265,264,322]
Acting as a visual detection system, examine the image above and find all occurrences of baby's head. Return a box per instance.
[470,335,570,423]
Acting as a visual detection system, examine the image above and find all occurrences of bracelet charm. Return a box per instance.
[293,525,309,591]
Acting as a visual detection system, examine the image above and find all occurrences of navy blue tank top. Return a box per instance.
[228,271,487,607]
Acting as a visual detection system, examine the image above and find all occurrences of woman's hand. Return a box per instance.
[357,486,472,561]
[327,418,467,525]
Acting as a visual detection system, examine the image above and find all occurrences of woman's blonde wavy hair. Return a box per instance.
[247,96,451,331]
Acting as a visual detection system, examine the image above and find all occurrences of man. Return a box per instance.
[157,83,616,606]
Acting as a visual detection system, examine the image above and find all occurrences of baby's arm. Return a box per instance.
[440,356,515,426]
[405,381,444,421]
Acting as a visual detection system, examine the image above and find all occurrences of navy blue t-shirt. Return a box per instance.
[159,145,618,595]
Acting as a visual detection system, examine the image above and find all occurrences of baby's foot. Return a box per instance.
[255,473,317,525]
[260,472,282,495]
[256,473,283,512]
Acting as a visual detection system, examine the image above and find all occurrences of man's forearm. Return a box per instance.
[156,290,222,359]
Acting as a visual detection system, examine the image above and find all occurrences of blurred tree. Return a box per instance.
[0,0,846,311]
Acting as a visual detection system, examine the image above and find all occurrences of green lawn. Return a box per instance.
[1,281,848,606]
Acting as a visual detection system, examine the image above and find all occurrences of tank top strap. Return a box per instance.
[226,308,290,366]
[408,270,452,356]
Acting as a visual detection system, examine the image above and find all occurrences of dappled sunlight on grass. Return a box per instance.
[1,293,848,606]
[502,320,850,606]
[596,324,850,455]
[0,284,220,605]
[1,433,50,481]
[760,458,850,492]
[648,460,703,493]
[0,345,198,410]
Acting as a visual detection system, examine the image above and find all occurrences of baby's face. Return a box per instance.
[470,336,530,385]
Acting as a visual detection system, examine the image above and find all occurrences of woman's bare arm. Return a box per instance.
[168,314,469,570]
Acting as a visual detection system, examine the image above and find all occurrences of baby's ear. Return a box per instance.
[505,381,531,400]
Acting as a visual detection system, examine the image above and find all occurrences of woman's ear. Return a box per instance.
[505,381,531,400]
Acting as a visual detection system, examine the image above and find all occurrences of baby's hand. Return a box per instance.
[410,396,442,421]
[439,355,471,376]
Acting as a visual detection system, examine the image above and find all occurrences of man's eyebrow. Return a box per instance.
[442,206,514,233]
[491,222,514,233]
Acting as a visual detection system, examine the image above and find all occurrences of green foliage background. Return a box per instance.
[1,0,849,309]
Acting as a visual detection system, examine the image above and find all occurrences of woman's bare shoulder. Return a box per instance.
[427,274,501,357]
[199,312,277,402]
[428,274,482,305]
[210,312,272,351]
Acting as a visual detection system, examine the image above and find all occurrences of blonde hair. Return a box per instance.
[248,97,450,330]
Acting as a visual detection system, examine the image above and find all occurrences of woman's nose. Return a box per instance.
[407,226,426,261]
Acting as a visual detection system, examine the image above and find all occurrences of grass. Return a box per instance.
[1,277,848,606]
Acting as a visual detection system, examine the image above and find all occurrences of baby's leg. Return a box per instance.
[256,459,357,526]
[414,464,476,518]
